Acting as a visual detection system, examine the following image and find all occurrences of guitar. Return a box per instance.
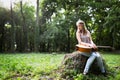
[76,44,98,53]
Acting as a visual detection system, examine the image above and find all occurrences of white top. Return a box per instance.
[80,33,91,44]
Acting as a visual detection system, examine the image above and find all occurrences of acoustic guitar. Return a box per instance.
[76,44,98,53]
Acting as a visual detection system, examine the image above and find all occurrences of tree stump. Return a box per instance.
[59,51,107,79]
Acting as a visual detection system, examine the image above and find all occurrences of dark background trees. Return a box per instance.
[0,0,120,53]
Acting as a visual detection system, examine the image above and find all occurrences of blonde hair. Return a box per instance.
[76,19,87,35]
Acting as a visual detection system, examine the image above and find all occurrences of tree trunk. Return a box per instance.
[67,29,70,52]
[20,0,28,52]
[0,23,4,52]
[10,1,15,52]
[34,0,40,52]
[59,51,108,79]
[112,26,115,48]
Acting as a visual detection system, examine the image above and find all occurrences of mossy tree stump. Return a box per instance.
[59,51,107,79]
[39,51,108,80]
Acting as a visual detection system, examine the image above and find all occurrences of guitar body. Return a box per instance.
[76,44,97,53]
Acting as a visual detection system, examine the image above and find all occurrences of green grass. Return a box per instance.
[0,52,120,80]
[0,53,64,80]
[102,52,120,67]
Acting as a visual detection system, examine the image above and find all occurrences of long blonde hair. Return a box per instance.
[76,19,87,35]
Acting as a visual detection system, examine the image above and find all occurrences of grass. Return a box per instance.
[102,52,120,67]
[0,52,120,80]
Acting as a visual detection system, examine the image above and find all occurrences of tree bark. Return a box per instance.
[20,0,28,52]
[34,0,40,52]
[67,29,70,52]
[10,1,15,52]
[0,23,4,52]
[59,51,107,79]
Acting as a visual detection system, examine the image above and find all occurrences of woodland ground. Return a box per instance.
[0,52,120,80]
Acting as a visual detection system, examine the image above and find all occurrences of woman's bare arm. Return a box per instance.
[88,31,97,48]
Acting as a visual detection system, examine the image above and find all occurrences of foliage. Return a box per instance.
[0,0,120,52]
[0,52,120,80]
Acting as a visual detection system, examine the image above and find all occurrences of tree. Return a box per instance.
[10,1,15,52]
[20,0,28,52]
[104,0,120,49]
[0,7,11,52]
[34,0,40,52]
[0,0,120,52]
[13,1,35,52]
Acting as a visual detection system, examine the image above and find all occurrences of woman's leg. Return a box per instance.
[95,52,105,73]
[83,52,96,74]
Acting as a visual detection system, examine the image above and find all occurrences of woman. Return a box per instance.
[76,19,106,75]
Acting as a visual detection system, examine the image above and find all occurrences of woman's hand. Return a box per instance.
[89,44,97,49]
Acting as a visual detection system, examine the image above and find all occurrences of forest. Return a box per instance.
[0,0,120,80]
[0,0,120,53]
